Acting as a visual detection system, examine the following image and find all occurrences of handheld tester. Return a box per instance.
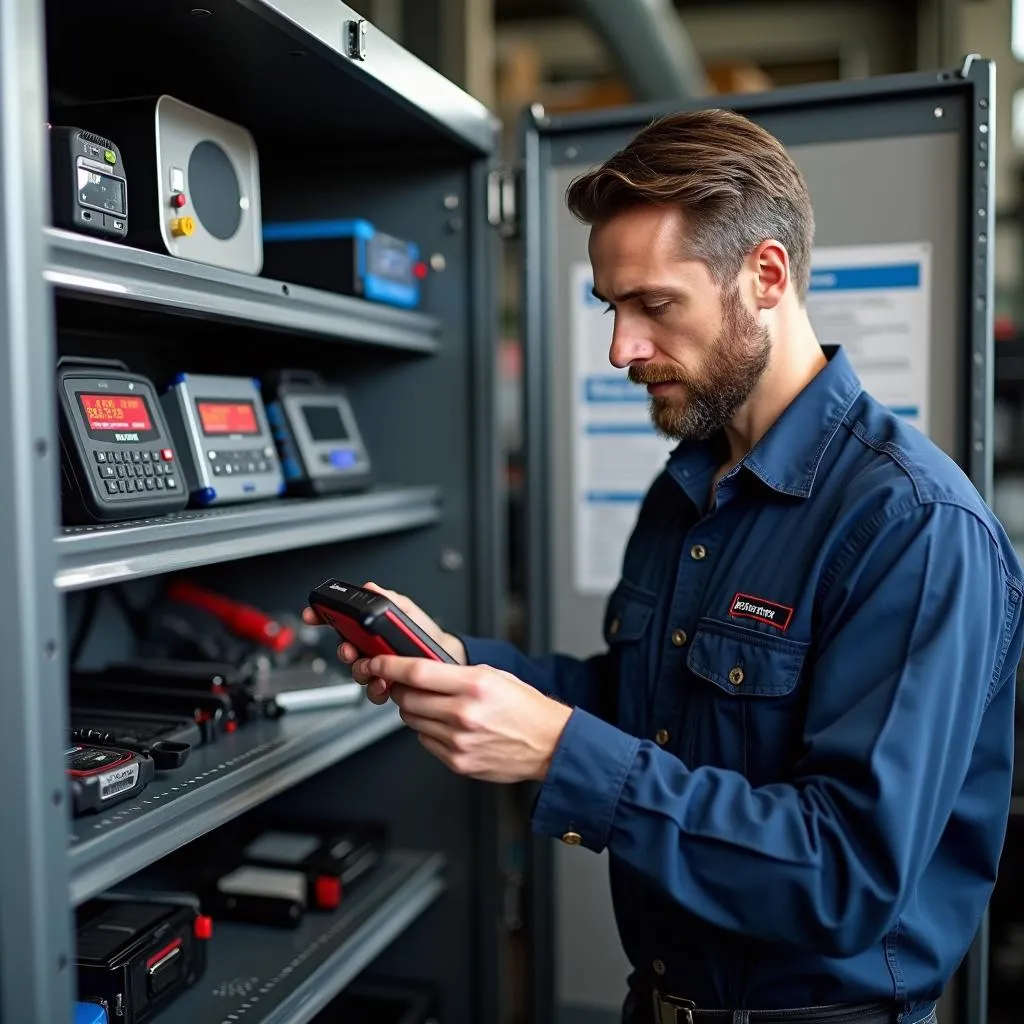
[66,742,155,816]
[308,579,456,663]
[160,373,283,506]
[56,358,188,524]
[262,370,372,495]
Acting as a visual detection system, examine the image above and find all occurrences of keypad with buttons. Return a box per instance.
[206,446,277,477]
[94,447,179,497]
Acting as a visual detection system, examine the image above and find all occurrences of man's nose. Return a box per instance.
[609,324,654,369]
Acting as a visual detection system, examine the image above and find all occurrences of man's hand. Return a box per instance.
[364,654,573,784]
[301,581,467,703]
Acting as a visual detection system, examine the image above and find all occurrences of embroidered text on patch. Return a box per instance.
[729,592,794,631]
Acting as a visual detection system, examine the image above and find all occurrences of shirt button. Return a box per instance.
[655,728,670,745]
[670,628,687,647]
[653,958,666,976]
[561,831,582,845]
[728,666,745,686]
[609,617,621,636]
[690,544,707,560]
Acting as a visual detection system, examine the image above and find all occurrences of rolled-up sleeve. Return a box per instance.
[531,501,1023,956]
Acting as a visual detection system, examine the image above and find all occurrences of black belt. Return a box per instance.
[649,991,911,1024]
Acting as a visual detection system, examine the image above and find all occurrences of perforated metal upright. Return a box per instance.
[0,0,75,1020]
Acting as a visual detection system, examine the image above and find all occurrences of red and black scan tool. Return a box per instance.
[308,579,456,663]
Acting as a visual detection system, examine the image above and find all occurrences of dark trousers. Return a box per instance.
[622,989,939,1024]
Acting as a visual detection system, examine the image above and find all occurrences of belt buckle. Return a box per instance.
[652,991,696,1024]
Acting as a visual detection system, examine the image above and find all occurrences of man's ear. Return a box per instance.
[749,239,789,310]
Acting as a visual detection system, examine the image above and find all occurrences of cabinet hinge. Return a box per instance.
[487,165,519,238]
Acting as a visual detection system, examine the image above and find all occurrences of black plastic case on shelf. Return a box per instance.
[75,895,210,1023]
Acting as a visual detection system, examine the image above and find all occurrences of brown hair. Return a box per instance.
[565,108,815,302]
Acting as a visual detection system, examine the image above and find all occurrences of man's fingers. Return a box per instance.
[419,732,462,772]
[366,678,391,704]
[364,581,423,621]
[302,607,323,626]
[366,655,469,693]
[391,685,458,723]
[398,710,453,745]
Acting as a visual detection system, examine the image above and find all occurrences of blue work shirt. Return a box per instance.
[463,345,1024,1014]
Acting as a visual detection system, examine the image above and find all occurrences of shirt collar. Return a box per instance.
[668,345,862,500]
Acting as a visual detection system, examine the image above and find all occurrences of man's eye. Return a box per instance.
[645,302,671,317]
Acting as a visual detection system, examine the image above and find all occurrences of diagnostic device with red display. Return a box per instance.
[160,372,283,506]
[57,358,188,524]
[308,579,457,663]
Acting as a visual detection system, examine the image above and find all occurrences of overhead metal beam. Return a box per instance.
[572,0,707,100]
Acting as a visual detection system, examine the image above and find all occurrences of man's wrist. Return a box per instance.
[533,701,574,782]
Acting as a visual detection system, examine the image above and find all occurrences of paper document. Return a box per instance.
[806,242,932,434]
[569,263,676,595]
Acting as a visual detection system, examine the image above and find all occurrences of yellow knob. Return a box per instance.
[170,216,195,238]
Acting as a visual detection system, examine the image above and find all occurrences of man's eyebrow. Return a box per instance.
[592,285,679,304]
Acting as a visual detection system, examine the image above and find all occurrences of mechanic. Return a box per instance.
[304,109,1024,1024]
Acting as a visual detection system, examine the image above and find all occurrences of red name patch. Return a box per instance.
[729,592,794,631]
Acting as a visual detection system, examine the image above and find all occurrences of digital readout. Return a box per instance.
[197,400,260,435]
[78,393,153,432]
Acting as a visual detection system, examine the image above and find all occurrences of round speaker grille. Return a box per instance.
[188,140,241,240]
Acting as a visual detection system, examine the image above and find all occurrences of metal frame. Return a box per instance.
[468,153,509,1020]
[0,0,74,1021]
[519,56,996,1024]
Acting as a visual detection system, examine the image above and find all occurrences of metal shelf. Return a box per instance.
[45,228,442,353]
[69,700,404,906]
[55,485,442,591]
[151,850,446,1024]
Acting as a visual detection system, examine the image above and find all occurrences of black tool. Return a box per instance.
[70,671,234,743]
[70,707,199,769]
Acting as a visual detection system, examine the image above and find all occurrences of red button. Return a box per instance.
[171,193,187,209]
[314,876,341,909]
[161,448,174,461]
[413,261,428,280]
[194,915,213,940]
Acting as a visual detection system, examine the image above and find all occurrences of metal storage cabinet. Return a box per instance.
[0,2,506,1022]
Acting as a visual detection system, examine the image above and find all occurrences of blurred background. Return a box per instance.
[348,2,1024,1021]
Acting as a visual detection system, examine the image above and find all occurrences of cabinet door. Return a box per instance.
[519,57,995,1024]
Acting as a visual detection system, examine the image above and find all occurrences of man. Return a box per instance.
[304,109,1024,1023]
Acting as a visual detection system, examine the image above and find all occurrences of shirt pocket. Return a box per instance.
[603,579,658,737]
[685,617,809,785]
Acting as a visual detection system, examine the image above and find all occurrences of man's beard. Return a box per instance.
[628,288,771,441]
